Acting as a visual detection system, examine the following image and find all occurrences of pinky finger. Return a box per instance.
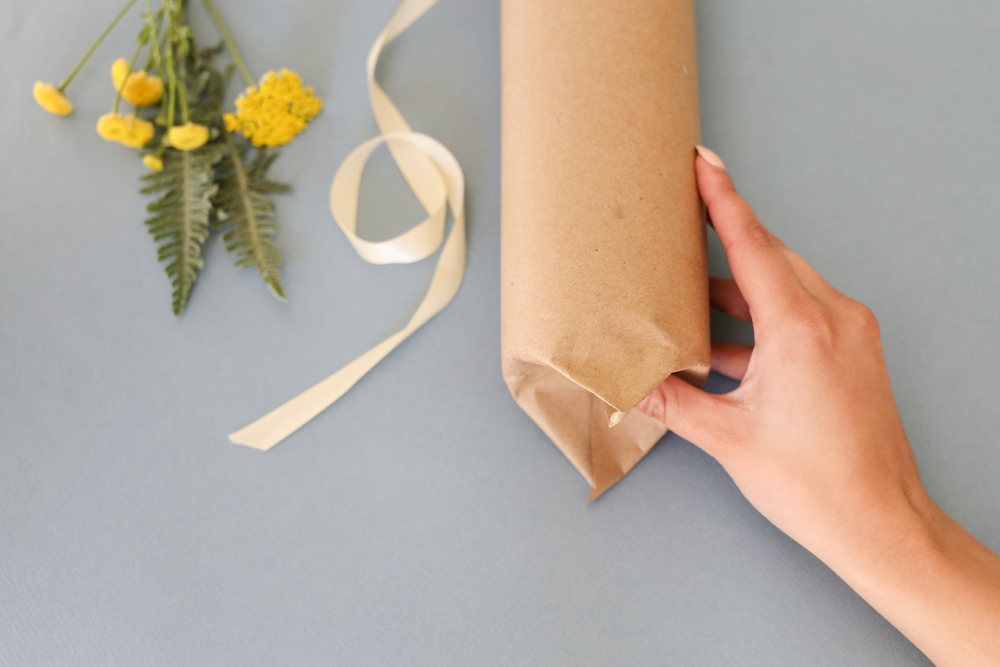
[711,341,753,381]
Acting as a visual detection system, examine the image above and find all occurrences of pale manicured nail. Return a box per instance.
[696,145,726,172]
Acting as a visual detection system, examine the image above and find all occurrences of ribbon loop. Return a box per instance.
[329,134,448,265]
[229,0,466,450]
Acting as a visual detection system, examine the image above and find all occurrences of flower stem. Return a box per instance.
[144,0,164,73]
[58,0,141,91]
[113,38,145,113]
[164,4,177,128]
[177,66,190,124]
[201,0,254,87]
[164,0,190,124]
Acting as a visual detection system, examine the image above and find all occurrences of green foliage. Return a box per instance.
[76,4,298,315]
[184,46,226,126]
[213,136,289,301]
[141,143,225,315]
[138,43,235,316]
[137,42,291,314]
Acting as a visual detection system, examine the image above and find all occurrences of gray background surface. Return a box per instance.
[1,0,997,664]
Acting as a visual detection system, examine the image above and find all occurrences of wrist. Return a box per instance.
[817,492,1000,666]
[811,484,942,590]
[771,476,940,602]
[828,493,944,596]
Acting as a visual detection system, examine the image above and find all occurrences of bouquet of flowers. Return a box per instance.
[34,0,323,315]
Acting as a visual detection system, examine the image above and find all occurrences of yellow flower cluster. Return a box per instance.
[111,58,164,107]
[223,69,322,147]
[33,82,73,115]
[97,112,155,148]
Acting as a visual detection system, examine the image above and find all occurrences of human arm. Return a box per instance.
[638,146,1000,666]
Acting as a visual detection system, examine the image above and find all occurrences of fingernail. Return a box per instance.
[696,145,726,172]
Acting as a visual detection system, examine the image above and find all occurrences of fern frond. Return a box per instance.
[213,134,288,301]
[243,147,291,191]
[142,143,225,315]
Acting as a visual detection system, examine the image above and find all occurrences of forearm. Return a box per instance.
[824,499,1000,666]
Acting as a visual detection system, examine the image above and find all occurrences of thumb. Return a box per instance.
[637,374,733,460]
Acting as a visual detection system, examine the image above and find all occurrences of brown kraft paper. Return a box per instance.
[501,0,711,500]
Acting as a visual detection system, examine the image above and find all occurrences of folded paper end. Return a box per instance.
[504,359,671,502]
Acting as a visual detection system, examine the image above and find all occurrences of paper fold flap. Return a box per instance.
[504,359,680,501]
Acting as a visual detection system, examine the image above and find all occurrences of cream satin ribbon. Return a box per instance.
[229,0,466,450]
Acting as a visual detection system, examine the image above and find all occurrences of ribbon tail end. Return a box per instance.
[228,428,279,451]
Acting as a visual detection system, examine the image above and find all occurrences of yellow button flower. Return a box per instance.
[33,81,73,116]
[111,58,130,90]
[122,72,164,106]
[167,122,210,151]
[111,58,164,107]
[97,112,130,142]
[142,154,164,172]
[97,113,155,148]
[223,69,322,147]
[120,117,155,148]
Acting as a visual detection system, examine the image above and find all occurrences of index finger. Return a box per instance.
[696,147,811,323]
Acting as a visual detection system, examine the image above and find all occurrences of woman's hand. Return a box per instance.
[638,146,1000,667]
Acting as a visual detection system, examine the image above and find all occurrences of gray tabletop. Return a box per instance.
[2,0,998,665]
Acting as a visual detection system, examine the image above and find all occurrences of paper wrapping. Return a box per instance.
[501,0,711,500]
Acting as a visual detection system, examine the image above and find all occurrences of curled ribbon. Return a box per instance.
[229,0,466,450]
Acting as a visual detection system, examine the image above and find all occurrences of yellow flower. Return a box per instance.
[223,69,322,147]
[142,154,164,172]
[111,58,164,107]
[97,113,129,142]
[167,122,210,151]
[120,117,155,148]
[123,72,164,106]
[33,81,73,116]
[111,58,130,90]
[97,113,154,148]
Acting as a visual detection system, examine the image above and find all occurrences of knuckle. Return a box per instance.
[741,219,773,249]
[639,385,671,425]
[658,380,684,424]
[781,247,808,269]
[844,300,881,338]
[721,220,771,258]
[790,298,836,345]
[641,378,690,429]
[766,230,789,251]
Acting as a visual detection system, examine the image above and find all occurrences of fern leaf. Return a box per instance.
[252,181,292,194]
[142,143,225,315]
[214,134,288,301]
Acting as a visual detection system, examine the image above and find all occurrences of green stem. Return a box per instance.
[163,0,190,125]
[113,38,145,113]
[164,7,177,128]
[144,0,164,72]
[177,68,190,124]
[201,0,254,87]
[58,0,141,91]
